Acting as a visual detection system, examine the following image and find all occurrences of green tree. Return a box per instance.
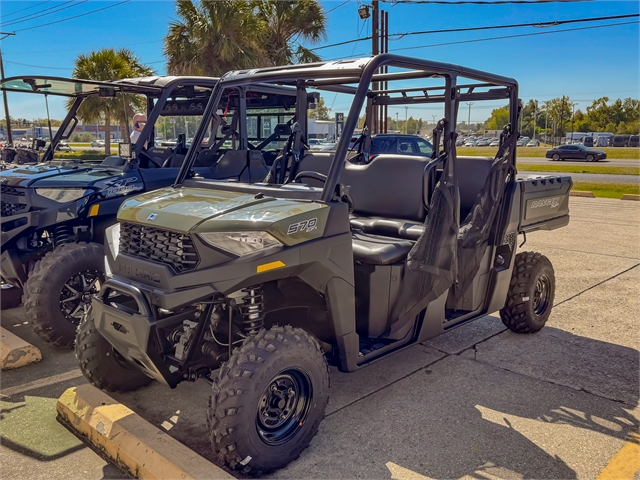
[257,0,326,66]
[164,0,326,77]
[485,105,510,130]
[308,95,331,120]
[68,48,153,155]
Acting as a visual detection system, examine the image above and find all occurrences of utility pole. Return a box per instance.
[0,32,16,145]
[570,102,575,142]
[544,108,548,145]
[465,102,474,135]
[395,112,399,131]
[533,100,537,140]
[559,96,565,144]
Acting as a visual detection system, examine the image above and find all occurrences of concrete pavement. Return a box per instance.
[1,196,638,479]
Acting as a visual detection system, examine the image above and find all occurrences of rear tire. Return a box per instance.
[500,252,555,333]
[24,242,105,347]
[586,154,594,162]
[76,313,152,392]
[208,326,330,475]
[1,283,22,310]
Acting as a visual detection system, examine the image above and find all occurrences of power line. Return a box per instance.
[14,0,131,33]
[377,20,640,53]
[3,38,165,56]
[1,1,87,28]
[326,0,352,14]
[3,60,71,70]
[311,13,640,50]
[384,0,591,4]
[326,20,638,59]
[1,0,51,20]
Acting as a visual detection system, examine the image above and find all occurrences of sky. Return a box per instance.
[0,0,638,124]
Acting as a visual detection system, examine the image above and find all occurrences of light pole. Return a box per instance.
[465,102,474,135]
[404,106,408,133]
[395,112,399,132]
[545,109,548,145]
[533,101,537,140]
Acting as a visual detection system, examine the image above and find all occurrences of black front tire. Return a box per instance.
[24,242,105,347]
[208,326,330,475]
[552,154,560,161]
[500,252,555,333]
[1,284,22,310]
[76,313,153,392]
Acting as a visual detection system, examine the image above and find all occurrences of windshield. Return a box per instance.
[0,76,160,97]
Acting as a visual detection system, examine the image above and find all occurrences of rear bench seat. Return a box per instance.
[296,152,495,265]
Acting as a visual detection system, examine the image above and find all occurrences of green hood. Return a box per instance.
[117,187,329,245]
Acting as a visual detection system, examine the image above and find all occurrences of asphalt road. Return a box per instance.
[1,197,639,480]
[516,156,639,168]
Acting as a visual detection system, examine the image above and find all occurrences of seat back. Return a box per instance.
[239,150,268,183]
[456,156,494,219]
[342,155,430,223]
[214,150,247,179]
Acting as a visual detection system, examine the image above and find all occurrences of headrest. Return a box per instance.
[274,123,291,136]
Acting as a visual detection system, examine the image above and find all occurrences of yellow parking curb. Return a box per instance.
[621,194,640,201]
[57,384,234,480]
[0,327,42,370]
[569,190,595,198]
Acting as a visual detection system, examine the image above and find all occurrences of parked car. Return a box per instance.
[464,140,477,147]
[546,144,607,161]
[90,139,105,148]
[612,135,631,147]
[526,140,540,147]
[629,135,639,148]
[367,134,433,159]
[489,139,500,147]
[476,139,490,146]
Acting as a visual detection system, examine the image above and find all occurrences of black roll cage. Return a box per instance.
[0,75,219,162]
[175,54,519,202]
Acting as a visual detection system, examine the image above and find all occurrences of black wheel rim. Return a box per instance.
[59,269,104,325]
[256,368,312,446]
[533,274,551,316]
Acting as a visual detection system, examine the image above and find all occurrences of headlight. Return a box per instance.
[35,188,89,203]
[106,223,121,258]
[199,232,282,257]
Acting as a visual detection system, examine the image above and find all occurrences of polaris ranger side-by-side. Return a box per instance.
[0,75,298,345]
[78,55,572,474]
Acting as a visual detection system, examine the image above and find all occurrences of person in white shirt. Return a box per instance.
[130,113,147,143]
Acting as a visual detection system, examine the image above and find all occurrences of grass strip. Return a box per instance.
[572,181,639,199]
[518,164,639,176]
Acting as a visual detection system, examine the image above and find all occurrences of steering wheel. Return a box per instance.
[294,171,327,185]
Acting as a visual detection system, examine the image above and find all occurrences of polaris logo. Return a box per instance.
[118,263,161,283]
[148,213,158,221]
[531,197,560,209]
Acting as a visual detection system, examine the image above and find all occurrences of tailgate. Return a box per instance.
[517,174,573,232]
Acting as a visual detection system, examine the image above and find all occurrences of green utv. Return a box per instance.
[0,75,297,344]
[78,55,572,474]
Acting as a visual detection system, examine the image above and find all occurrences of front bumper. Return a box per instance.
[1,210,40,247]
[0,248,27,287]
[91,276,218,388]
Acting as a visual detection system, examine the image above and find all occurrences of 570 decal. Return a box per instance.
[287,218,318,235]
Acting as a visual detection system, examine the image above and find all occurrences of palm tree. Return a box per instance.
[164,0,326,76]
[164,0,264,77]
[258,0,326,66]
[68,48,153,155]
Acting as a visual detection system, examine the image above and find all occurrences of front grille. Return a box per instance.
[1,201,28,217]
[1,185,28,217]
[1,186,26,197]
[119,222,199,273]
